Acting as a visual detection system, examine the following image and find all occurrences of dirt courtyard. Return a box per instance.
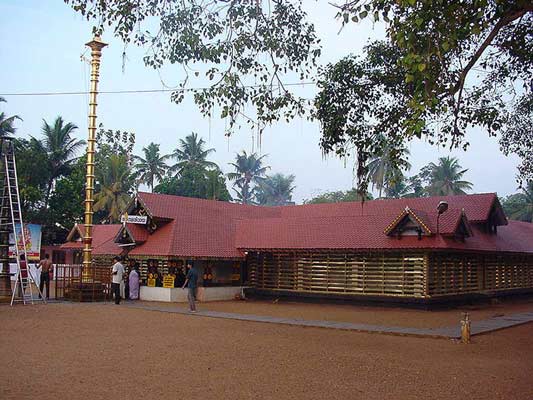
[141,296,533,328]
[1,302,532,400]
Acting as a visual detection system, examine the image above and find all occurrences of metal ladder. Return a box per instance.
[0,138,45,305]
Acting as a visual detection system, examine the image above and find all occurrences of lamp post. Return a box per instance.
[436,200,449,234]
[83,36,107,279]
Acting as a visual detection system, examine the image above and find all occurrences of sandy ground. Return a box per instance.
[136,296,533,328]
[1,303,532,400]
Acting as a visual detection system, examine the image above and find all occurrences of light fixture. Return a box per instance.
[436,201,449,234]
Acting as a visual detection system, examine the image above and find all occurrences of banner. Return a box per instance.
[8,223,42,260]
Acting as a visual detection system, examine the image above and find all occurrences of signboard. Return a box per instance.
[163,275,175,288]
[9,223,42,260]
[120,214,148,224]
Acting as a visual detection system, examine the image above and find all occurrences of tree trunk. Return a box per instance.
[44,177,54,209]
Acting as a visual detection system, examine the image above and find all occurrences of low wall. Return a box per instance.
[140,286,247,302]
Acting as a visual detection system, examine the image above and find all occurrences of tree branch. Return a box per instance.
[451,8,528,96]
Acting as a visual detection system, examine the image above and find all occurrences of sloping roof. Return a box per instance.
[116,223,149,244]
[383,207,434,235]
[61,192,532,258]
[61,224,122,255]
[235,216,532,253]
[127,192,280,258]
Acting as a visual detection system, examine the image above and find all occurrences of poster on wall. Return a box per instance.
[8,223,42,261]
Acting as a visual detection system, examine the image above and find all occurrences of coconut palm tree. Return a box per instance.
[94,155,134,222]
[366,137,411,198]
[133,143,169,191]
[501,182,533,222]
[227,151,269,204]
[166,132,217,175]
[384,173,410,199]
[256,173,296,206]
[424,156,473,196]
[0,97,22,137]
[36,116,85,207]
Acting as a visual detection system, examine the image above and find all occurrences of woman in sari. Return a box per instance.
[128,263,140,300]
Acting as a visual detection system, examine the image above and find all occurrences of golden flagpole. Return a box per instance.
[83,36,107,279]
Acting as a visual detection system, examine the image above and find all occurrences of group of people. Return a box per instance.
[111,257,199,312]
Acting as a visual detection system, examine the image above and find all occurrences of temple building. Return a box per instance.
[61,191,533,303]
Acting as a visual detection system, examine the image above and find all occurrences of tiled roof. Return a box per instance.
[61,224,122,255]
[123,223,149,243]
[61,192,533,257]
[235,194,531,253]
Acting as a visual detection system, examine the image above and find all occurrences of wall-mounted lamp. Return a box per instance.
[436,201,449,234]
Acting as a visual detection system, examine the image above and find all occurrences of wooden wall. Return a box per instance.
[428,253,533,297]
[248,251,427,298]
[248,251,533,299]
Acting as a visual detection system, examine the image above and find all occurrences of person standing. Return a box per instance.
[128,263,140,300]
[125,259,135,300]
[182,262,198,313]
[111,256,125,305]
[38,254,53,299]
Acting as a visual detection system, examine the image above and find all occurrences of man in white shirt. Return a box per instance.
[111,256,125,305]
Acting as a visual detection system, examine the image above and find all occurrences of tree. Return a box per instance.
[501,182,533,222]
[366,135,411,198]
[227,151,269,204]
[256,173,296,206]
[384,174,410,199]
[65,1,320,131]
[422,156,473,196]
[403,175,427,198]
[304,188,373,204]
[95,124,136,166]
[35,116,85,207]
[14,138,49,214]
[133,143,169,191]
[67,1,533,186]
[332,1,533,184]
[154,164,231,201]
[0,97,22,137]
[167,133,217,175]
[94,155,134,223]
[49,157,86,241]
[205,169,232,201]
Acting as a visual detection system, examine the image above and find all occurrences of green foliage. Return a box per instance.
[94,154,135,223]
[366,135,411,198]
[403,175,427,198]
[205,169,232,201]
[66,0,532,188]
[256,173,296,206]
[227,151,269,204]
[154,164,231,201]
[327,1,533,185]
[419,156,473,196]
[95,124,135,166]
[304,188,373,204]
[384,174,410,199]
[315,42,414,195]
[166,132,217,175]
[49,157,86,238]
[133,142,169,191]
[0,97,22,137]
[34,116,85,207]
[13,138,49,214]
[65,0,320,131]
[500,182,533,222]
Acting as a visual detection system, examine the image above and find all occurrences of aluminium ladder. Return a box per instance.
[0,138,45,305]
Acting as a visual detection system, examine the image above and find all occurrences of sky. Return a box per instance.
[0,0,523,203]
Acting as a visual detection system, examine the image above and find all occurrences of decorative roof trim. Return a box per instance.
[65,223,84,242]
[384,206,433,236]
